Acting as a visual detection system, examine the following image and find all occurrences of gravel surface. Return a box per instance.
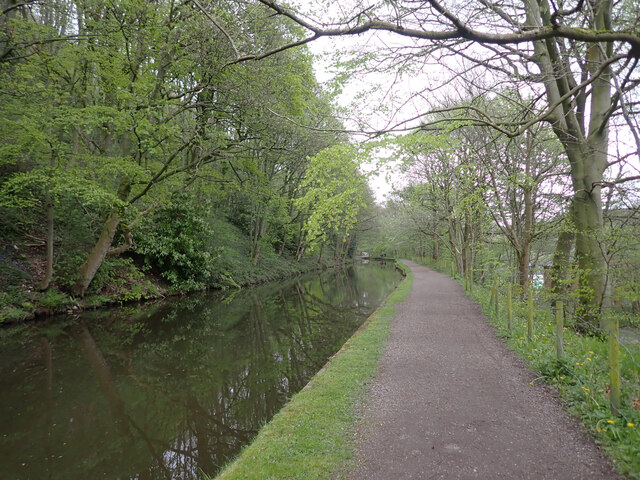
[350,261,621,480]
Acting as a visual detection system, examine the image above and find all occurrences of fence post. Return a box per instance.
[506,285,513,331]
[490,282,497,314]
[555,301,564,359]
[607,315,621,416]
[527,285,534,341]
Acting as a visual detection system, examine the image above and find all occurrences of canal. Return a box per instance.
[0,261,402,479]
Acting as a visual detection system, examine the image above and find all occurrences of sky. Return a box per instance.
[306,34,420,203]
[290,1,640,204]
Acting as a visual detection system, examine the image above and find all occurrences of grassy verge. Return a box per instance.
[414,259,640,478]
[212,262,413,480]
[475,289,640,478]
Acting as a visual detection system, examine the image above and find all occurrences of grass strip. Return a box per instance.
[212,262,413,480]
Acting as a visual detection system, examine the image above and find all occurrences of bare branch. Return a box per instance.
[250,0,640,60]
[187,0,240,59]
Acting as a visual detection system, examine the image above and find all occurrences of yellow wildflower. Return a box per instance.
[628,423,635,428]
[607,420,615,424]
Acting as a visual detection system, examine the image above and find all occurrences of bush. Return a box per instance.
[39,289,71,310]
[134,195,218,291]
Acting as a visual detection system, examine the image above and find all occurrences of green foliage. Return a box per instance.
[135,196,218,291]
[0,0,364,314]
[0,248,33,323]
[296,144,368,251]
[54,251,87,292]
[38,289,72,311]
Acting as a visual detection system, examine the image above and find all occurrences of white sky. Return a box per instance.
[307,34,419,203]
[296,3,640,204]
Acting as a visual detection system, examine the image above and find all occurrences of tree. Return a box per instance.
[394,129,490,280]
[0,0,345,297]
[240,0,640,331]
[295,144,369,259]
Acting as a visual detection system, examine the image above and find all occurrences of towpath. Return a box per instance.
[350,261,620,480]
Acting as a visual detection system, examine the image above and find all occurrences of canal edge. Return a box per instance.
[213,260,414,480]
[301,260,411,392]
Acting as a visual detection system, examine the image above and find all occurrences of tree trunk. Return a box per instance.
[39,191,54,290]
[431,231,439,261]
[524,0,611,332]
[572,184,606,332]
[550,223,575,301]
[72,178,131,297]
[341,235,352,261]
[516,186,534,287]
[516,248,530,288]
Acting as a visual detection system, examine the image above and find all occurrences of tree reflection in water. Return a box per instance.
[0,261,401,479]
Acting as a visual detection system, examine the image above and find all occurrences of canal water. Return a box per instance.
[0,261,402,479]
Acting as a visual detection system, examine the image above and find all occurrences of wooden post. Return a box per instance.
[527,286,534,341]
[555,301,564,359]
[607,315,621,416]
[506,285,513,331]
[490,283,497,314]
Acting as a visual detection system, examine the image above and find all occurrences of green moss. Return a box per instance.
[213,262,413,480]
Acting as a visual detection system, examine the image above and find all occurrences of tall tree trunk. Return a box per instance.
[432,236,439,262]
[517,186,533,287]
[342,234,352,261]
[525,0,612,332]
[550,228,575,299]
[516,249,530,288]
[39,191,54,290]
[572,180,606,331]
[72,177,131,297]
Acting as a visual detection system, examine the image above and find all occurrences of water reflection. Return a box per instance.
[0,261,401,479]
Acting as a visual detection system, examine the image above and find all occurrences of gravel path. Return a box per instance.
[350,261,620,480]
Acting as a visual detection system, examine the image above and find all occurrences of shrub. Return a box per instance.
[134,195,218,291]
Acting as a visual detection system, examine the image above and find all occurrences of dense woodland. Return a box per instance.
[0,0,376,321]
[1,0,639,335]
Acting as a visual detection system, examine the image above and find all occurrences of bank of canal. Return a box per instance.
[0,261,402,480]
